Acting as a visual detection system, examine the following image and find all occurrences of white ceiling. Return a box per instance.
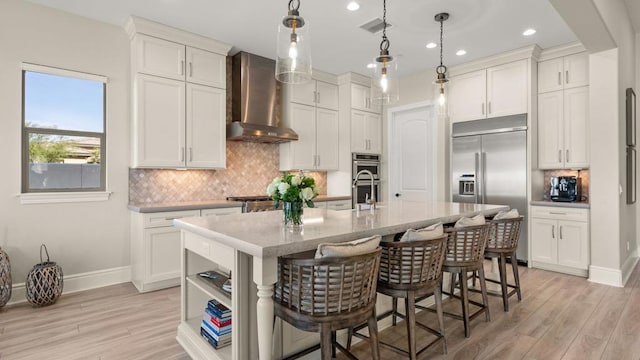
[25,0,578,77]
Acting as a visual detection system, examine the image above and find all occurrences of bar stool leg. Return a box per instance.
[346,327,353,350]
[499,253,509,312]
[367,308,381,360]
[434,286,447,354]
[511,250,522,301]
[392,297,398,326]
[320,326,332,360]
[405,292,417,360]
[460,271,470,338]
[477,266,491,322]
[331,331,337,359]
[449,272,457,296]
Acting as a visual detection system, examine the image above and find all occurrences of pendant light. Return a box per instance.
[276,0,312,84]
[433,13,449,108]
[371,0,399,105]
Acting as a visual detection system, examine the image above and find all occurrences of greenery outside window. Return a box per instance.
[22,64,107,193]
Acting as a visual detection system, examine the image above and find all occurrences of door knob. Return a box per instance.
[395,193,401,197]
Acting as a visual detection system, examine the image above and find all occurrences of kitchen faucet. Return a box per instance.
[352,170,376,210]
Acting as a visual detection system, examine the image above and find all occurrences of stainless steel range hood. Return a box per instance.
[227,52,298,143]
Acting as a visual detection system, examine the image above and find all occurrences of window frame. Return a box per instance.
[21,64,108,193]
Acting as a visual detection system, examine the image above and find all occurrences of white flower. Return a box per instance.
[266,182,278,197]
[300,187,315,201]
[278,182,290,195]
[291,174,302,186]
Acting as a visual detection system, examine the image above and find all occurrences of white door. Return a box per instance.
[563,86,589,168]
[288,103,316,169]
[531,218,558,264]
[145,227,181,283]
[289,80,317,107]
[136,34,185,81]
[537,91,564,169]
[389,105,436,202]
[351,83,371,112]
[186,47,226,88]
[366,112,382,154]
[563,52,589,89]
[315,108,339,170]
[351,110,368,153]
[486,60,528,118]
[557,220,589,270]
[186,83,226,169]
[315,81,339,110]
[538,57,564,94]
[449,69,486,123]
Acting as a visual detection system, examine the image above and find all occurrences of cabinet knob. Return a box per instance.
[395,193,401,197]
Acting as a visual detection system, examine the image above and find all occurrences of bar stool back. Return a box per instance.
[485,216,523,312]
[442,223,491,338]
[274,248,382,360]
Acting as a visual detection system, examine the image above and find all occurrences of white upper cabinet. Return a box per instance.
[350,83,380,113]
[290,80,339,110]
[563,86,589,168]
[315,108,340,169]
[136,35,185,81]
[449,59,527,123]
[128,18,231,169]
[351,110,381,154]
[537,91,564,169]
[185,47,226,88]
[538,52,589,93]
[283,103,316,170]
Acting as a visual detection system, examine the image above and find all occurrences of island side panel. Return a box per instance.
[253,256,278,360]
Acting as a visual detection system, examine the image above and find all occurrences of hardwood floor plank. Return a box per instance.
[600,288,640,360]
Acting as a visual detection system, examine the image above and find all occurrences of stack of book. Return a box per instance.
[200,299,232,349]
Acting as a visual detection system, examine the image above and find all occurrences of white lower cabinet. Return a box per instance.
[130,207,241,292]
[530,206,589,277]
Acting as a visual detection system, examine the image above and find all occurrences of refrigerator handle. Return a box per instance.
[475,152,481,204]
[481,152,487,204]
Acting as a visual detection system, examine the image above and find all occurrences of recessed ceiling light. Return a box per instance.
[523,28,536,36]
[456,49,467,56]
[347,1,360,11]
[367,63,376,69]
[426,42,437,49]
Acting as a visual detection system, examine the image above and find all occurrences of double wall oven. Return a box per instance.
[351,153,380,208]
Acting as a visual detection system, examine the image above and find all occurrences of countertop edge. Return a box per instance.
[530,200,590,209]
[128,201,242,213]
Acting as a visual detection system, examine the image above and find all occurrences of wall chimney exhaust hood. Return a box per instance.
[227,52,298,143]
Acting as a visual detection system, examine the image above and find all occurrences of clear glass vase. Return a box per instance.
[283,201,304,230]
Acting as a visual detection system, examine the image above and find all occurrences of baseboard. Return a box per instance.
[7,266,131,305]
[588,265,623,287]
[621,252,639,286]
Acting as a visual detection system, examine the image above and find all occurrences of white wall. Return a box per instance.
[0,0,130,298]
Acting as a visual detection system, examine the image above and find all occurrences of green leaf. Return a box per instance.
[306,200,315,208]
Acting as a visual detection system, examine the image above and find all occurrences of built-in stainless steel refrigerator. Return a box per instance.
[451,115,528,262]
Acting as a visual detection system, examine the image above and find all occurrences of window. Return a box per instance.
[22,64,107,193]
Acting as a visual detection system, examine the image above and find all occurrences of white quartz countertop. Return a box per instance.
[128,200,242,213]
[173,201,508,258]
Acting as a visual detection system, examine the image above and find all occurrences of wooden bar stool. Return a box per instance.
[483,215,523,312]
[348,234,449,359]
[441,223,491,338]
[274,246,382,360]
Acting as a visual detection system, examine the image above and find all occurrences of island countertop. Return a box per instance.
[173,201,508,258]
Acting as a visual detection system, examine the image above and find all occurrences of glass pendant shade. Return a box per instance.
[434,80,448,114]
[275,13,312,84]
[371,56,399,105]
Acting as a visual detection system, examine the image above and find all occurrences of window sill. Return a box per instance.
[20,192,112,205]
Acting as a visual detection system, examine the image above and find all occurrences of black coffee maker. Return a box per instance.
[550,176,581,202]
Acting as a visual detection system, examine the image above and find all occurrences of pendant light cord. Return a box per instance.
[380,0,389,52]
[439,18,444,67]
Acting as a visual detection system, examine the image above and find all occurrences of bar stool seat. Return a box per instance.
[349,235,448,359]
[440,223,491,338]
[274,247,382,360]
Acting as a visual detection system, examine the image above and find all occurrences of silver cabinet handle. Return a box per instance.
[317,92,320,104]
[552,225,555,239]
[488,101,492,114]
[475,152,481,204]
[180,147,185,162]
[481,152,487,204]
[558,149,562,163]
[189,147,193,162]
[181,60,184,76]
[566,149,570,163]
[559,225,563,240]
[550,212,566,215]
[313,91,317,103]
[317,155,320,167]
[566,70,569,84]
[189,62,193,77]
[558,72,562,85]
[482,103,485,115]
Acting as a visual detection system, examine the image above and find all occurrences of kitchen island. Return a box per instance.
[173,201,508,360]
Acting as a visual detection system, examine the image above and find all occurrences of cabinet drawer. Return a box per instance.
[530,206,588,222]
[143,210,200,228]
[184,232,234,270]
[201,207,242,217]
[326,200,352,210]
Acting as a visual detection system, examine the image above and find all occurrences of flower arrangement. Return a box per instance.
[267,171,319,209]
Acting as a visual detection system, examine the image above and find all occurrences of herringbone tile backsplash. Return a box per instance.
[129,142,327,203]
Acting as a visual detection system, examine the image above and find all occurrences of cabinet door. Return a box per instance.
[288,103,316,169]
[315,108,339,170]
[134,74,186,168]
[351,110,368,153]
[186,84,226,169]
[186,47,226,88]
[564,52,589,89]
[289,80,317,107]
[487,60,528,118]
[351,83,371,112]
[136,34,185,81]
[531,218,558,264]
[538,58,564,94]
[201,207,242,216]
[449,70,486,123]
[537,91,564,169]
[563,86,589,168]
[145,227,181,283]
[316,81,339,110]
[557,220,589,270]
[326,199,351,210]
[366,112,382,154]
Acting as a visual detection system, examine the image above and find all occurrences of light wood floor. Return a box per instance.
[1,262,639,360]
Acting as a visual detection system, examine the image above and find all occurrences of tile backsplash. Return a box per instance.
[129,142,327,203]
[542,169,590,202]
